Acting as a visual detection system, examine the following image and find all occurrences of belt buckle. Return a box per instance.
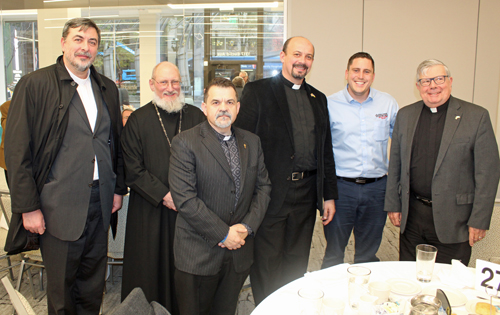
[355,178,366,184]
[415,195,432,206]
[422,199,432,206]
[291,172,303,181]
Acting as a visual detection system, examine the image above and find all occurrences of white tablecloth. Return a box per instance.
[251,261,486,315]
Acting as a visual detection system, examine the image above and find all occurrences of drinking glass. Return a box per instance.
[416,244,437,282]
[298,287,324,315]
[347,266,371,309]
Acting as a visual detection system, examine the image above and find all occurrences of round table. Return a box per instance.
[251,261,482,315]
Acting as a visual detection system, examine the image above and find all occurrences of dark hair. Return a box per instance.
[282,36,315,56]
[347,52,375,72]
[62,18,101,46]
[204,77,238,102]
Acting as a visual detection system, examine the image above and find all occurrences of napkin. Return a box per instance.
[436,259,475,288]
[304,263,349,282]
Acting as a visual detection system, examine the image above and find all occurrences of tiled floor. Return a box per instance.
[0,214,400,314]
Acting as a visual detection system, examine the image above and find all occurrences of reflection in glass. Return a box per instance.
[1,2,284,107]
[3,20,38,100]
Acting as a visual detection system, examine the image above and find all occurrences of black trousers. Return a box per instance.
[174,250,249,315]
[400,195,471,265]
[250,175,317,305]
[40,183,108,315]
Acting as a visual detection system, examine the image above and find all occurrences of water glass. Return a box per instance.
[416,244,437,282]
[298,287,324,315]
[347,266,371,309]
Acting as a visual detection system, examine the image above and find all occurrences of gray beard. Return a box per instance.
[152,91,185,113]
[71,61,91,73]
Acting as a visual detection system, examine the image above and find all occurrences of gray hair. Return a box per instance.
[416,59,451,83]
[62,18,101,46]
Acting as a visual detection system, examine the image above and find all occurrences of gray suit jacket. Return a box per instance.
[169,121,271,276]
[39,80,115,241]
[384,96,500,243]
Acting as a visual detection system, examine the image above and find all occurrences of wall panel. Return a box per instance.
[474,0,500,131]
[363,0,478,107]
[288,0,363,96]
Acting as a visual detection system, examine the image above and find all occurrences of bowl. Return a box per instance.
[410,294,442,309]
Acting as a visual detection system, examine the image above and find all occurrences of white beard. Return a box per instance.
[152,91,185,113]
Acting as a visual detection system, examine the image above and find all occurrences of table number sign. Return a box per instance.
[475,259,500,296]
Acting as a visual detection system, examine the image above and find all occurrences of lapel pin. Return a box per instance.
[311,93,316,98]
[455,116,460,120]
[244,144,247,149]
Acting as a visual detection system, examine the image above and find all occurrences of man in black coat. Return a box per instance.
[5,18,126,314]
[234,36,338,304]
[121,61,205,314]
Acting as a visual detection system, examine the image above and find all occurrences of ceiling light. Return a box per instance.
[0,10,37,16]
[167,2,279,10]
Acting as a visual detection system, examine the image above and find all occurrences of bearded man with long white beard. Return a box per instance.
[120,61,205,314]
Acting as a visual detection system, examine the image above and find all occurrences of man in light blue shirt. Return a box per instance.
[322,52,399,267]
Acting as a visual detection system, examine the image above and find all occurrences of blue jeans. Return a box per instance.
[322,176,387,268]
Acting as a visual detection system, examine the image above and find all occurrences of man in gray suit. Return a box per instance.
[169,77,271,315]
[5,18,126,314]
[385,59,500,265]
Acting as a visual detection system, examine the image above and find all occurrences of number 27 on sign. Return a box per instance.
[475,259,500,295]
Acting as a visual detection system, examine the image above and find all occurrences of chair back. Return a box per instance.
[1,276,36,315]
[108,194,129,259]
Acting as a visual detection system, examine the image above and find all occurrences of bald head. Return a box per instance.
[282,36,315,57]
[151,61,180,81]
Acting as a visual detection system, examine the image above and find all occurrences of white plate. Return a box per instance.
[466,299,500,315]
[422,285,467,307]
[387,278,422,296]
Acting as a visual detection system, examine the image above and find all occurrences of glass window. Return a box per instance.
[2,20,38,99]
[0,2,284,108]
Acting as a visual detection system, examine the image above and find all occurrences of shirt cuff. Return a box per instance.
[241,223,253,236]
[221,233,228,243]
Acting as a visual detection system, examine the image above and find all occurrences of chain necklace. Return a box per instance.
[153,103,182,147]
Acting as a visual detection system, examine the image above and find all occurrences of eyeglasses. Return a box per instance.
[152,79,181,88]
[418,75,448,87]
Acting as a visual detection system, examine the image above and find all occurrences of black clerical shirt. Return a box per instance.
[212,127,241,206]
[410,98,450,199]
[280,73,317,171]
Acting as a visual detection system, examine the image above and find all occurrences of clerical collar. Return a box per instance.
[425,97,450,114]
[280,72,303,90]
[212,126,234,141]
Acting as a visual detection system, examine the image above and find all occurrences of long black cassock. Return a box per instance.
[120,102,205,314]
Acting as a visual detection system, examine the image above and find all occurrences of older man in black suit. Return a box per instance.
[169,77,271,315]
[385,59,500,265]
[234,36,338,304]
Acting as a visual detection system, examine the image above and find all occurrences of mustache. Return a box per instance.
[293,63,308,70]
[75,52,92,58]
[163,90,179,96]
[216,110,232,120]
